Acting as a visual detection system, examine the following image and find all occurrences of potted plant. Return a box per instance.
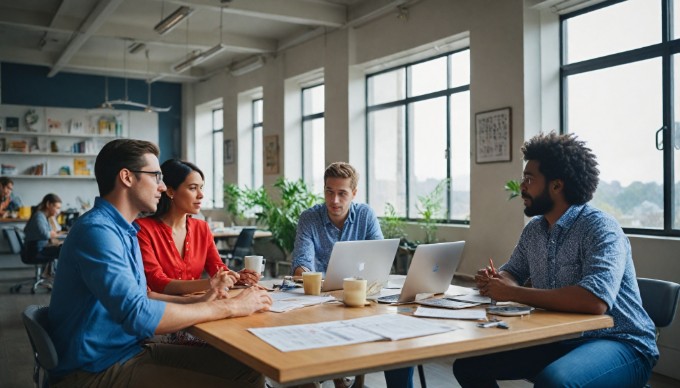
[504,179,521,200]
[415,179,448,244]
[224,178,322,256]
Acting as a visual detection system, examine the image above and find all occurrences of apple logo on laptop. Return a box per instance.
[357,262,365,272]
[432,264,440,273]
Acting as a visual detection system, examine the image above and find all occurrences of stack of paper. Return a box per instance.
[249,314,457,352]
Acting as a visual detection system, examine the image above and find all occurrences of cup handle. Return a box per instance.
[261,259,266,273]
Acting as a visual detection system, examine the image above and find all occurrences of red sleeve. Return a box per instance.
[187,218,227,277]
[137,218,175,293]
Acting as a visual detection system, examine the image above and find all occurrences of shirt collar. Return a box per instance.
[323,202,357,228]
[93,197,140,235]
[553,203,586,231]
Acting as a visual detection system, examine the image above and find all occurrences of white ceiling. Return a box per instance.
[0,0,412,83]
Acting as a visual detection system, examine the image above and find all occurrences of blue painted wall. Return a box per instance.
[0,62,181,161]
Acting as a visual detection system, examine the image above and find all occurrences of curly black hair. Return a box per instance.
[521,132,599,205]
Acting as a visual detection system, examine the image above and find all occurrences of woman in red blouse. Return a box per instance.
[137,159,260,295]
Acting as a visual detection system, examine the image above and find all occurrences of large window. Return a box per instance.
[366,49,470,222]
[561,0,680,235]
[210,108,224,208]
[302,84,325,193]
[252,99,263,189]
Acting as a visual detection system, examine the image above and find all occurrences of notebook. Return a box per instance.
[377,241,465,304]
[321,239,400,292]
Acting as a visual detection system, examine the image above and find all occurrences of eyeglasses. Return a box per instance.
[520,176,533,186]
[129,170,163,184]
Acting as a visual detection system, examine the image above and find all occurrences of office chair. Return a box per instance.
[637,277,680,340]
[8,228,57,294]
[22,305,58,388]
[220,228,256,269]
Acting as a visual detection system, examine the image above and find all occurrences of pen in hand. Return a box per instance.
[488,258,498,277]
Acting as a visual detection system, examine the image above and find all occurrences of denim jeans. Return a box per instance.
[385,366,414,388]
[453,338,652,388]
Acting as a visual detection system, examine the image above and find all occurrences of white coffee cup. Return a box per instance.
[343,277,367,307]
[244,255,266,274]
[302,272,323,295]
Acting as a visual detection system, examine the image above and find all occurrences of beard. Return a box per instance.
[522,185,554,217]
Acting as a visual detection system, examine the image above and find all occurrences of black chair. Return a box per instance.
[22,305,58,388]
[638,277,680,340]
[220,228,256,269]
[9,228,57,294]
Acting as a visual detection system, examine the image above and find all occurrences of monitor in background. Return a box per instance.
[321,239,400,292]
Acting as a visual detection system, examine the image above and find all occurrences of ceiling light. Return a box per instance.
[154,6,194,35]
[200,44,226,62]
[128,42,146,54]
[172,50,203,73]
[229,56,265,77]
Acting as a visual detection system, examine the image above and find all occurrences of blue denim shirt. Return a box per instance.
[48,197,166,378]
[24,210,51,252]
[501,204,659,367]
[291,202,383,273]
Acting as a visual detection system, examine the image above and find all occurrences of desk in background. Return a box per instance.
[212,227,272,241]
[189,291,613,385]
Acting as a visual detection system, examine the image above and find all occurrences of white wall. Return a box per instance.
[188,0,680,378]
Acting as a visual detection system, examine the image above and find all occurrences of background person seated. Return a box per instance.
[23,193,64,282]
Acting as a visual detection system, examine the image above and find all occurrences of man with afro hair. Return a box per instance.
[454,132,658,387]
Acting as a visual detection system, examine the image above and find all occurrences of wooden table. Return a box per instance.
[188,293,613,385]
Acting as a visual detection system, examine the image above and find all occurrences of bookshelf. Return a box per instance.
[0,104,158,209]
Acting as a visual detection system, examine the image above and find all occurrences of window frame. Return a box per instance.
[560,0,680,236]
[211,107,224,208]
[301,83,325,185]
[364,48,471,224]
[251,98,263,189]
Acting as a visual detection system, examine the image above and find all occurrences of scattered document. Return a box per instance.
[248,314,457,352]
[416,297,480,309]
[446,294,492,304]
[249,321,384,352]
[414,306,487,320]
[346,314,454,341]
[269,291,336,313]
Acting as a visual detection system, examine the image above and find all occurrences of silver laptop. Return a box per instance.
[377,241,465,303]
[321,239,400,292]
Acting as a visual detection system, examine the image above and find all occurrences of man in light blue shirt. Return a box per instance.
[291,162,414,388]
[454,133,658,387]
[49,139,272,387]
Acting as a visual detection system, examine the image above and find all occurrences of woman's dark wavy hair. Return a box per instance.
[522,132,599,205]
[153,159,204,218]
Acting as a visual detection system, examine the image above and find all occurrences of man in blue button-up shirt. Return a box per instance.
[454,132,658,388]
[291,162,414,388]
[49,139,272,387]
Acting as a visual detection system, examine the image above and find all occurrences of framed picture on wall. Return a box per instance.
[264,135,279,174]
[224,139,234,164]
[475,107,512,163]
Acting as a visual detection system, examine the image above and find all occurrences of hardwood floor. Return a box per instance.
[1,258,678,388]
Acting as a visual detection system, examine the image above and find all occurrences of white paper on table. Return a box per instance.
[445,285,479,296]
[446,294,492,304]
[269,292,336,313]
[348,314,456,341]
[249,321,383,352]
[413,306,487,320]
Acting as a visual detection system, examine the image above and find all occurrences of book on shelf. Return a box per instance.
[8,140,28,152]
[28,162,47,176]
[73,158,91,176]
[5,117,19,132]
